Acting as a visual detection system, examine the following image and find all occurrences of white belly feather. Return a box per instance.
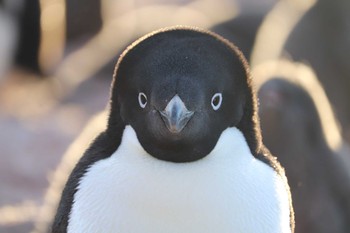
[68,126,291,233]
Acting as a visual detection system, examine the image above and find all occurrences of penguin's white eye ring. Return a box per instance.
[211,93,222,110]
[138,92,147,108]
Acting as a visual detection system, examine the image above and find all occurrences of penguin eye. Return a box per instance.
[211,93,222,110]
[138,92,148,108]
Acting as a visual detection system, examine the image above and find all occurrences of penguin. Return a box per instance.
[0,1,17,78]
[52,26,294,233]
[283,0,350,143]
[13,0,41,74]
[251,0,350,142]
[254,60,350,233]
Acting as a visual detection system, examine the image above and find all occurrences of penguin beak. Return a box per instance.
[160,95,194,134]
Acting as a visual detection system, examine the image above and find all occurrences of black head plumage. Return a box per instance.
[107,26,262,162]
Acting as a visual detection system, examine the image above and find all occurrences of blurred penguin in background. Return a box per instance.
[0,0,19,79]
[14,0,41,74]
[0,0,101,77]
[284,0,350,143]
[64,0,102,54]
[0,0,41,76]
[254,60,350,233]
[252,0,350,142]
[211,1,275,61]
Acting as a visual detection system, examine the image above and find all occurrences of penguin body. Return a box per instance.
[53,27,294,233]
[68,126,290,233]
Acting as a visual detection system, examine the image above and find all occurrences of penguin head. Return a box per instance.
[109,27,256,163]
[259,78,325,150]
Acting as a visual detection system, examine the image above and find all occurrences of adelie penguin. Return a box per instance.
[52,26,294,233]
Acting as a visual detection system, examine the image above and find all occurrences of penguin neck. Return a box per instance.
[122,125,251,163]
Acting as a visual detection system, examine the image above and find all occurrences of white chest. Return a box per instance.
[68,126,291,233]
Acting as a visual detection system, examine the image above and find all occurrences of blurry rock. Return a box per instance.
[254,60,350,233]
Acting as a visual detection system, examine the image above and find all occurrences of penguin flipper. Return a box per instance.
[51,129,123,233]
[258,146,295,233]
